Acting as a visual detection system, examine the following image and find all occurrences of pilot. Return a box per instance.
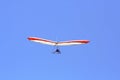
[54,49,61,54]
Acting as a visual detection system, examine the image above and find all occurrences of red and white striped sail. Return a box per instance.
[28,37,90,46]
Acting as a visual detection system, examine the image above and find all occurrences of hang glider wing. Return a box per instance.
[28,37,90,46]
[56,40,90,46]
[28,37,56,46]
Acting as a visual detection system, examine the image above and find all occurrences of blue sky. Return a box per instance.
[0,0,120,80]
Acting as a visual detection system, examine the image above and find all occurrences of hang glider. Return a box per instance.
[28,37,90,54]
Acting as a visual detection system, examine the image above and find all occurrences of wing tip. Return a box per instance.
[27,37,38,40]
[80,40,90,44]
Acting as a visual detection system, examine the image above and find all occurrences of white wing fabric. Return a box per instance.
[28,37,90,46]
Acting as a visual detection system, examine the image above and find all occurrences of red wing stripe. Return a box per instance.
[59,40,90,44]
[28,37,53,42]
[70,40,90,44]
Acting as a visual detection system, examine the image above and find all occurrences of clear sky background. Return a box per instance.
[0,0,120,80]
